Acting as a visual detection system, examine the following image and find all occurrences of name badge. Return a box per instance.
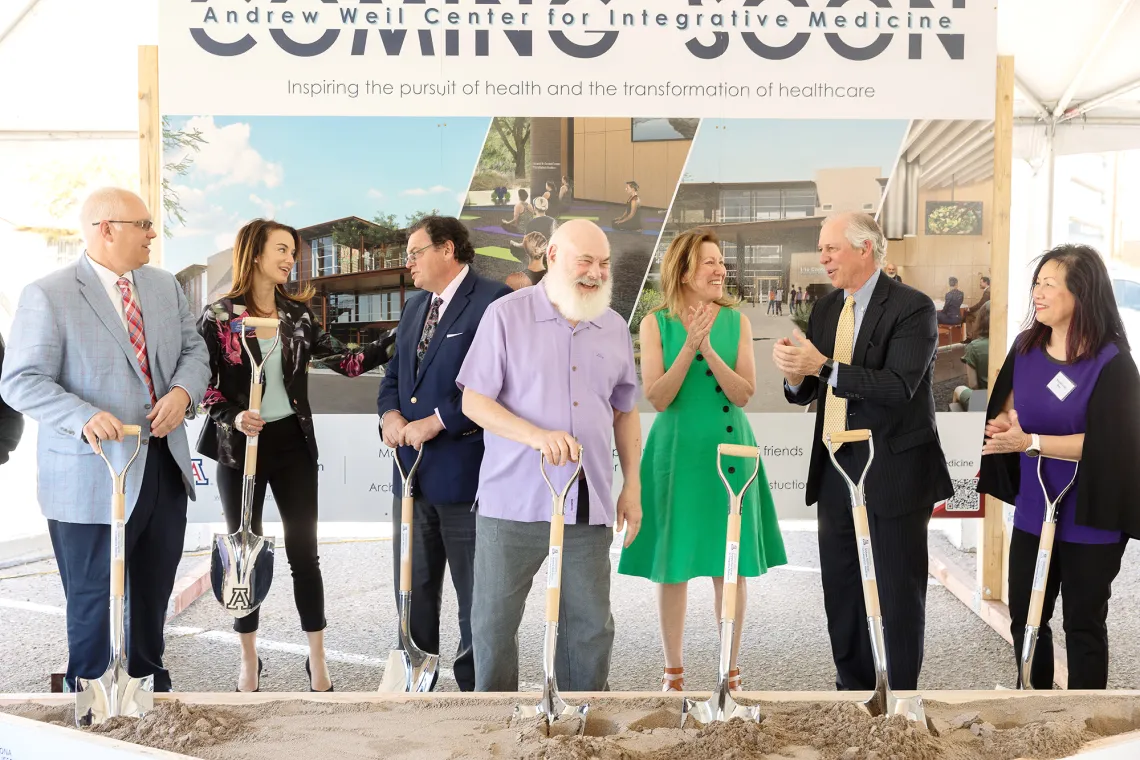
[1047,371,1076,401]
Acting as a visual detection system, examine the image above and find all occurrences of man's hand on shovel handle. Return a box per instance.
[532,429,580,467]
[83,411,125,455]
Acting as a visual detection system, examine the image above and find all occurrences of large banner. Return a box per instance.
[161,0,996,119]
[157,0,999,523]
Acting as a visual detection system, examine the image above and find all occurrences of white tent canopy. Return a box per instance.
[0,0,155,135]
[1001,0,1140,158]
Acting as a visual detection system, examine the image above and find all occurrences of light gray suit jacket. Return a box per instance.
[0,256,210,524]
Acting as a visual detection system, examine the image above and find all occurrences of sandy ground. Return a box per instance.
[5,692,1140,760]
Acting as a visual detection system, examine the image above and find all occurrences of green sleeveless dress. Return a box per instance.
[618,308,787,583]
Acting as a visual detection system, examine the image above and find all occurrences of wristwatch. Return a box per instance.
[1025,433,1041,458]
[817,358,835,381]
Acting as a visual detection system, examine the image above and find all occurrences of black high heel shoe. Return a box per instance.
[236,657,263,693]
[305,657,334,692]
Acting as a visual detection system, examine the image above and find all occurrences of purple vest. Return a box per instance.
[1012,342,1122,544]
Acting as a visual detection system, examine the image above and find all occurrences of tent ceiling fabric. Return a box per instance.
[0,0,1137,155]
[0,0,156,132]
[1001,0,1140,157]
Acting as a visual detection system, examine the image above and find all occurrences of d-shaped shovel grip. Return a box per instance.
[715,444,761,624]
[829,429,871,445]
[96,425,142,598]
[237,315,281,474]
[540,447,583,624]
[395,446,425,594]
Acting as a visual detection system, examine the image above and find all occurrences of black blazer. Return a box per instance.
[0,334,24,465]
[786,271,954,517]
[195,293,396,469]
[377,269,512,504]
[978,338,1140,540]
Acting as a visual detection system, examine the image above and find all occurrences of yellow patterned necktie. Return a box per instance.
[822,295,856,446]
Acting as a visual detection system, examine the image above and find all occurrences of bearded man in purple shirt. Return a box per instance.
[457,219,643,692]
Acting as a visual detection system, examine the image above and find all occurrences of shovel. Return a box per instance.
[76,424,152,727]
[378,444,438,692]
[211,315,280,618]
[825,429,927,727]
[515,447,589,735]
[1017,454,1079,690]
[683,443,764,727]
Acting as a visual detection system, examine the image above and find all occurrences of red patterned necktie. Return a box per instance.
[116,277,157,405]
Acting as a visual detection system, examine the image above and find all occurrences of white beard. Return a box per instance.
[543,270,613,323]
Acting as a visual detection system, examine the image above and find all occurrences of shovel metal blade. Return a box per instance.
[682,680,762,727]
[377,648,438,693]
[515,681,589,735]
[75,661,153,727]
[210,531,274,618]
[861,680,928,728]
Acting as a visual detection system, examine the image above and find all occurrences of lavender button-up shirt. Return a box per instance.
[456,282,639,525]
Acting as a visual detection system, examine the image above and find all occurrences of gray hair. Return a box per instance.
[79,187,144,235]
[830,211,886,266]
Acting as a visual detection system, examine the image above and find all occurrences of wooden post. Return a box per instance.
[138,45,162,267]
[978,55,1014,603]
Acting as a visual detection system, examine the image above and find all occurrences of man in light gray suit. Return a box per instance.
[0,187,210,692]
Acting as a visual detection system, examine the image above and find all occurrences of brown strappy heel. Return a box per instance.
[661,666,684,692]
[727,667,742,691]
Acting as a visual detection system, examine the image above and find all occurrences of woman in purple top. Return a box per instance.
[979,243,1140,690]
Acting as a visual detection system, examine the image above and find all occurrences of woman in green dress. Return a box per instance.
[618,228,787,692]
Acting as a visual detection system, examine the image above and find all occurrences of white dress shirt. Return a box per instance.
[86,253,135,332]
[86,252,188,409]
[434,264,470,320]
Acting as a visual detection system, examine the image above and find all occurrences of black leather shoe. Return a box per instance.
[237,657,263,693]
[305,656,334,692]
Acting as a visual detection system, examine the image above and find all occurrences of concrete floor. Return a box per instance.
[6,526,1108,696]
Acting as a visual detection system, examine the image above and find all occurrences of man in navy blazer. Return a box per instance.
[377,216,511,691]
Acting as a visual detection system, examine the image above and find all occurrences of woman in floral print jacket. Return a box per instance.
[196,219,395,694]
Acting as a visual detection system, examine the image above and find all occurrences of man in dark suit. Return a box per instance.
[377,216,511,691]
[773,212,952,692]
[938,277,965,325]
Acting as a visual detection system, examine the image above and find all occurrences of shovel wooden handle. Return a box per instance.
[400,495,414,593]
[110,491,125,597]
[852,504,881,616]
[718,443,758,458]
[1027,522,1056,626]
[108,426,140,598]
[241,316,279,329]
[721,511,743,622]
[830,429,871,444]
[545,513,565,623]
[244,383,263,476]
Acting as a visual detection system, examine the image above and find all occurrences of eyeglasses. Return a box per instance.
[94,220,155,231]
[405,243,434,262]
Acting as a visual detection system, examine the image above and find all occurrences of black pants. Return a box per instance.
[391,492,477,690]
[48,437,187,692]
[216,416,324,634]
[936,312,961,326]
[818,447,930,691]
[1008,526,1127,689]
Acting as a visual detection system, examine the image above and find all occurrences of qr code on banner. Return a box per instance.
[941,477,982,514]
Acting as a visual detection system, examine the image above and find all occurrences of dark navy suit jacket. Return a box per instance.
[377,268,512,504]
